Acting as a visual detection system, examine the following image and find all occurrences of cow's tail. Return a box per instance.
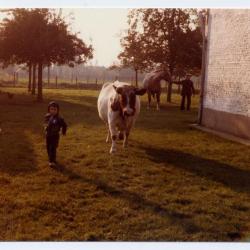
[152,93,155,99]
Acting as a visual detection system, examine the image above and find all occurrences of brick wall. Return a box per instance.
[204,9,250,117]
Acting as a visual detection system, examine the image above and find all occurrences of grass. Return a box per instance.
[0,87,250,241]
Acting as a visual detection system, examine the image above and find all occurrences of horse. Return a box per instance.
[143,70,170,110]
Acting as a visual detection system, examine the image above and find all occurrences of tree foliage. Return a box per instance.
[0,8,93,101]
[119,8,202,101]
[118,28,148,86]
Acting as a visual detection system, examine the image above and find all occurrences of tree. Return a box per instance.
[28,63,32,92]
[118,28,148,87]
[0,9,93,101]
[126,9,202,102]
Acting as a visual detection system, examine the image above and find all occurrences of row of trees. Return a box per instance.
[0,9,93,101]
[118,9,203,102]
[0,64,146,85]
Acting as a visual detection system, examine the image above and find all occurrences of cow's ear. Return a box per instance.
[135,88,147,96]
[113,85,123,94]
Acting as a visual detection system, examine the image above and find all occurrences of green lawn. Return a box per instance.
[0,87,249,241]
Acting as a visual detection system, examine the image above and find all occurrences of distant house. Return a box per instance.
[201,9,250,140]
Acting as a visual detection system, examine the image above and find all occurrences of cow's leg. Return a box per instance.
[118,131,124,140]
[105,123,111,143]
[106,129,110,143]
[109,123,117,154]
[123,121,133,148]
[123,130,129,148]
[156,92,161,110]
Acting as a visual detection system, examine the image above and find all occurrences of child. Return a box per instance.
[44,101,67,167]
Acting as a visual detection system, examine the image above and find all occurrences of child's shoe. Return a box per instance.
[49,162,56,167]
[51,162,57,167]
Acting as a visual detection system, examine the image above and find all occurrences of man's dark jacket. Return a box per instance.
[181,79,195,96]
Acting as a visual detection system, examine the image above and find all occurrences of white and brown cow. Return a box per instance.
[97,81,146,154]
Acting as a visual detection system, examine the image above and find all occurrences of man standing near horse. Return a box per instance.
[180,73,195,111]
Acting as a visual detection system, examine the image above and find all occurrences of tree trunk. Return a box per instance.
[31,64,36,95]
[13,72,15,87]
[135,69,138,87]
[28,63,32,92]
[177,76,181,94]
[37,62,43,102]
[47,65,50,87]
[16,73,18,85]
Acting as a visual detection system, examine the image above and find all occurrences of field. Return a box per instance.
[0,87,250,241]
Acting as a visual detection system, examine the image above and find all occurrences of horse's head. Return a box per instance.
[154,70,170,82]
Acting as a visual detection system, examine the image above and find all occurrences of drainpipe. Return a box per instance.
[198,9,209,125]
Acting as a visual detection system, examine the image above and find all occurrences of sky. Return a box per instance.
[0,8,130,67]
[62,8,129,67]
[2,3,250,68]
[1,0,250,7]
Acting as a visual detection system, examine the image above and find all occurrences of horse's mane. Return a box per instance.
[152,68,163,73]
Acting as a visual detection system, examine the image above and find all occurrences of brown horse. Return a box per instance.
[143,70,170,110]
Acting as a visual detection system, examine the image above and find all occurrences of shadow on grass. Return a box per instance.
[137,101,198,132]
[0,90,198,136]
[52,163,202,238]
[0,91,102,131]
[55,96,101,129]
[0,92,100,175]
[0,90,39,174]
[141,145,250,194]
[0,129,37,175]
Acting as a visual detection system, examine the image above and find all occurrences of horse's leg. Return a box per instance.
[147,91,151,109]
[156,92,160,110]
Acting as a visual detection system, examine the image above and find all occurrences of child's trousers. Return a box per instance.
[46,134,59,163]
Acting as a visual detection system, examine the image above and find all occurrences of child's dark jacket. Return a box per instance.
[44,114,67,136]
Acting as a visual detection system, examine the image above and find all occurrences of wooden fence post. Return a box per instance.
[13,72,16,87]
[48,65,50,87]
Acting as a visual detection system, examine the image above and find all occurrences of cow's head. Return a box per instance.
[112,85,146,116]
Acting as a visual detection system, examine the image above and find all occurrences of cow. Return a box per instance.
[143,69,170,110]
[97,81,146,154]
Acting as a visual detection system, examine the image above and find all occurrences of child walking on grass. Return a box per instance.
[44,101,67,167]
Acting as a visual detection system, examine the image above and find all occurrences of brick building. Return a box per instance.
[201,9,250,140]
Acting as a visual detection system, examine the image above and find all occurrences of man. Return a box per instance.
[180,74,195,111]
